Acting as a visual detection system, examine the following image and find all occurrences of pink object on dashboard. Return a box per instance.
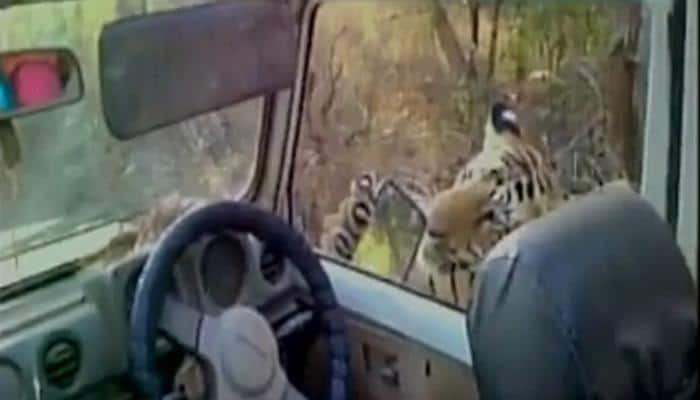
[12,61,62,108]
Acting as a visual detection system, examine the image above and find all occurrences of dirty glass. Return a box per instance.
[0,0,262,282]
[294,0,648,308]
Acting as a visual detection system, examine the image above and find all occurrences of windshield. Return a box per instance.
[0,1,263,285]
[0,99,261,256]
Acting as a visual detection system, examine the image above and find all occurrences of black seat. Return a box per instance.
[467,182,698,399]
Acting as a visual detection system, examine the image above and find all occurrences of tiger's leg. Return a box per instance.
[451,267,474,309]
[432,272,458,305]
[403,260,437,297]
[320,226,354,261]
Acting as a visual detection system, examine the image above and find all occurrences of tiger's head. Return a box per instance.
[416,178,510,276]
[483,101,522,150]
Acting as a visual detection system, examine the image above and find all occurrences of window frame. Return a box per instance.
[281,0,470,311]
[676,0,697,282]
[639,0,695,281]
[639,0,674,217]
[283,0,676,304]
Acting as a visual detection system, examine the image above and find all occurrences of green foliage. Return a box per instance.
[353,226,394,277]
[503,2,613,75]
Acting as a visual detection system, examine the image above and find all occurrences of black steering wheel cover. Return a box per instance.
[129,201,350,400]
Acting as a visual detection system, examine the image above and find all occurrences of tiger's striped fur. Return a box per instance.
[457,142,569,231]
[320,171,379,260]
[416,177,511,286]
[453,102,568,231]
[416,102,569,305]
[416,102,625,308]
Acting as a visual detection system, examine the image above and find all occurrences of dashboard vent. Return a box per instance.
[43,338,81,389]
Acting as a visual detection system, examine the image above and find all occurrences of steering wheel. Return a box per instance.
[128,201,351,400]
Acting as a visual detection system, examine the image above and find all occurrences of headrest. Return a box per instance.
[468,182,697,399]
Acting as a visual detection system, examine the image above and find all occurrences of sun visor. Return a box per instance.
[99,2,298,139]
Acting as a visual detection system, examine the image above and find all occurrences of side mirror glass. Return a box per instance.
[0,49,83,120]
[353,179,427,281]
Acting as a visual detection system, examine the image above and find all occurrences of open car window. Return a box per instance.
[293,0,649,309]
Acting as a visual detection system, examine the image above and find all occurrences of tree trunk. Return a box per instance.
[429,0,469,81]
[470,0,480,47]
[487,0,503,79]
[602,5,642,183]
[553,29,568,73]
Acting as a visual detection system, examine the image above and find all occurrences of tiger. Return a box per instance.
[319,171,380,260]
[415,163,575,307]
[414,102,570,306]
[319,169,435,262]
[414,175,511,294]
[416,102,632,307]
[319,168,480,304]
[455,102,570,228]
[416,171,634,309]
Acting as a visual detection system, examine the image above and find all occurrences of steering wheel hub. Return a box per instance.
[219,307,279,396]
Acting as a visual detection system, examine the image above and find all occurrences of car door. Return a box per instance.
[285,0,660,312]
[279,0,687,399]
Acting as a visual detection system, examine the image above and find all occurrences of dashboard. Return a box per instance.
[0,231,313,400]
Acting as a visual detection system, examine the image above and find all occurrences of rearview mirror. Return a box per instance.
[353,179,427,281]
[0,49,82,119]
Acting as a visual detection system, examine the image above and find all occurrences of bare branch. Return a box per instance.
[430,0,469,80]
[575,61,604,114]
[554,112,606,160]
[469,0,480,48]
[319,27,348,131]
[486,0,503,79]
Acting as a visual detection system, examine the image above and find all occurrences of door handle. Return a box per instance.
[378,359,399,387]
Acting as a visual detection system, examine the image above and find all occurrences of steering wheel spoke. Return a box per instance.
[193,311,223,364]
[159,295,209,351]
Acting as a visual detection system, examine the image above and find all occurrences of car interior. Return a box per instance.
[0,0,696,399]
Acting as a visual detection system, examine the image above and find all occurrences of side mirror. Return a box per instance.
[353,179,427,281]
[0,49,83,120]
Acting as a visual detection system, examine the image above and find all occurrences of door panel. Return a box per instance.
[300,258,478,399]
[303,309,479,400]
[345,316,478,400]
